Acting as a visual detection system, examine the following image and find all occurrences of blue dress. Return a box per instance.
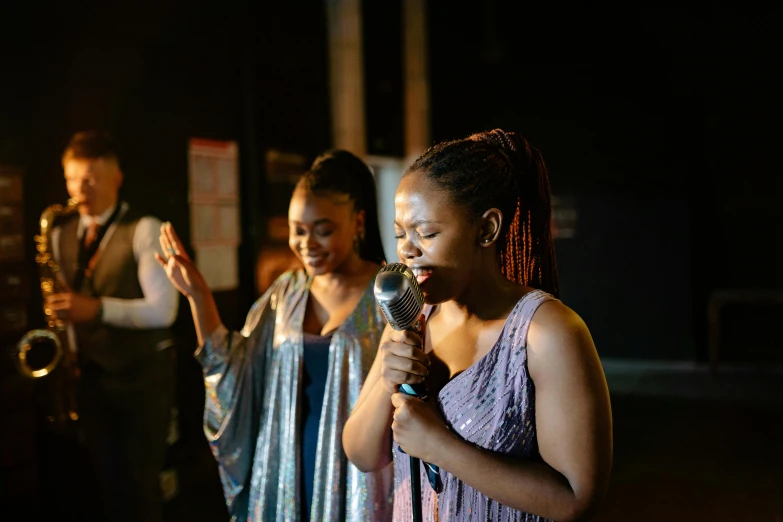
[301,331,332,521]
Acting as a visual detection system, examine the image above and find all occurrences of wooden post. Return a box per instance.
[325,0,367,156]
[403,0,431,164]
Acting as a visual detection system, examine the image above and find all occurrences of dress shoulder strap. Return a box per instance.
[507,289,559,348]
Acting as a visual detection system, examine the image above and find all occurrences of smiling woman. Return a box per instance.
[157,149,393,522]
[343,129,613,522]
[288,151,382,277]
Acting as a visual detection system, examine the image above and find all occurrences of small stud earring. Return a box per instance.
[483,238,492,243]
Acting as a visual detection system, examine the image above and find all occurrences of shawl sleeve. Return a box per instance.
[193,271,295,512]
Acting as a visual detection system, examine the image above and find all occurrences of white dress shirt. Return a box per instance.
[52,202,179,330]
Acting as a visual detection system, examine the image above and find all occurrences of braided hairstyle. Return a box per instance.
[405,129,559,297]
[296,149,386,265]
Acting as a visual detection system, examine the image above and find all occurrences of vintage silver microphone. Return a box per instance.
[374,263,428,396]
[374,263,442,522]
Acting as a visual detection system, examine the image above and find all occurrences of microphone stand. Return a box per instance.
[400,315,427,522]
[409,455,422,522]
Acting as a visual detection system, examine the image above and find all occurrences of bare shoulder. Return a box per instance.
[529,299,589,339]
[526,299,600,381]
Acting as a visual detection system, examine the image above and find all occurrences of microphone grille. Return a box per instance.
[374,263,425,330]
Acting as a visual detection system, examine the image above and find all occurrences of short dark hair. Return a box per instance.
[62,131,119,164]
[296,149,386,265]
[406,129,559,297]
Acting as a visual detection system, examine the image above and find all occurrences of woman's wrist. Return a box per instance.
[429,423,463,469]
[187,287,211,307]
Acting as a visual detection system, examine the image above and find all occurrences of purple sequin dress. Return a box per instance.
[393,290,556,522]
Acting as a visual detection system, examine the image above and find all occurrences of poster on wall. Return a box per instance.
[188,138,240,291]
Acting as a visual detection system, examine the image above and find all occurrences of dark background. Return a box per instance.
[1,2,781,520]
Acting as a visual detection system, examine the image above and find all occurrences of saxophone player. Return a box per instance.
[44,131,179,522]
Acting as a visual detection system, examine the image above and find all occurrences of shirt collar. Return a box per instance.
[80,201,118,228]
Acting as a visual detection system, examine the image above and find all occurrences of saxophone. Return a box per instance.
[16,197,80,429]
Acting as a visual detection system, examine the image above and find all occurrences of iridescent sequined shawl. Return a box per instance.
[196,269,393,522]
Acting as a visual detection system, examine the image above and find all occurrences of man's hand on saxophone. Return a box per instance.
[46,293,102,324]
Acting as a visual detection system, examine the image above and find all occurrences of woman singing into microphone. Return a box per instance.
[158,150,392,522]
[343,129,613,521]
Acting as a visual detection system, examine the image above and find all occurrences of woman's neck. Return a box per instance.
[439,265,527,325]
[312,256,378,291]
[305,256,380,336]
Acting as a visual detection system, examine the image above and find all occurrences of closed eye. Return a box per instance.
[395,230,438,239]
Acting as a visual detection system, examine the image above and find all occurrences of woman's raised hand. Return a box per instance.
[155,222,208,299]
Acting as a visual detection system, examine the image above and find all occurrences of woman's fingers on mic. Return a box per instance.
[388,329,422,348]
[383,368,425,387]
[407,355,429,376]
[389,343,429,367]
[385,354,428,378]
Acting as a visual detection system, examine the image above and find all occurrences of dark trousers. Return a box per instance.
[78,348,175,522]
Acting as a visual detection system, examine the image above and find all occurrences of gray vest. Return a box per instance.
[58,204,172,374]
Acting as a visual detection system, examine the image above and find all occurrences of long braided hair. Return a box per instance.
[296,149,386,265]
[405,129,559,297]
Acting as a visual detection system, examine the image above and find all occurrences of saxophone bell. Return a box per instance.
[16,329,64,378]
